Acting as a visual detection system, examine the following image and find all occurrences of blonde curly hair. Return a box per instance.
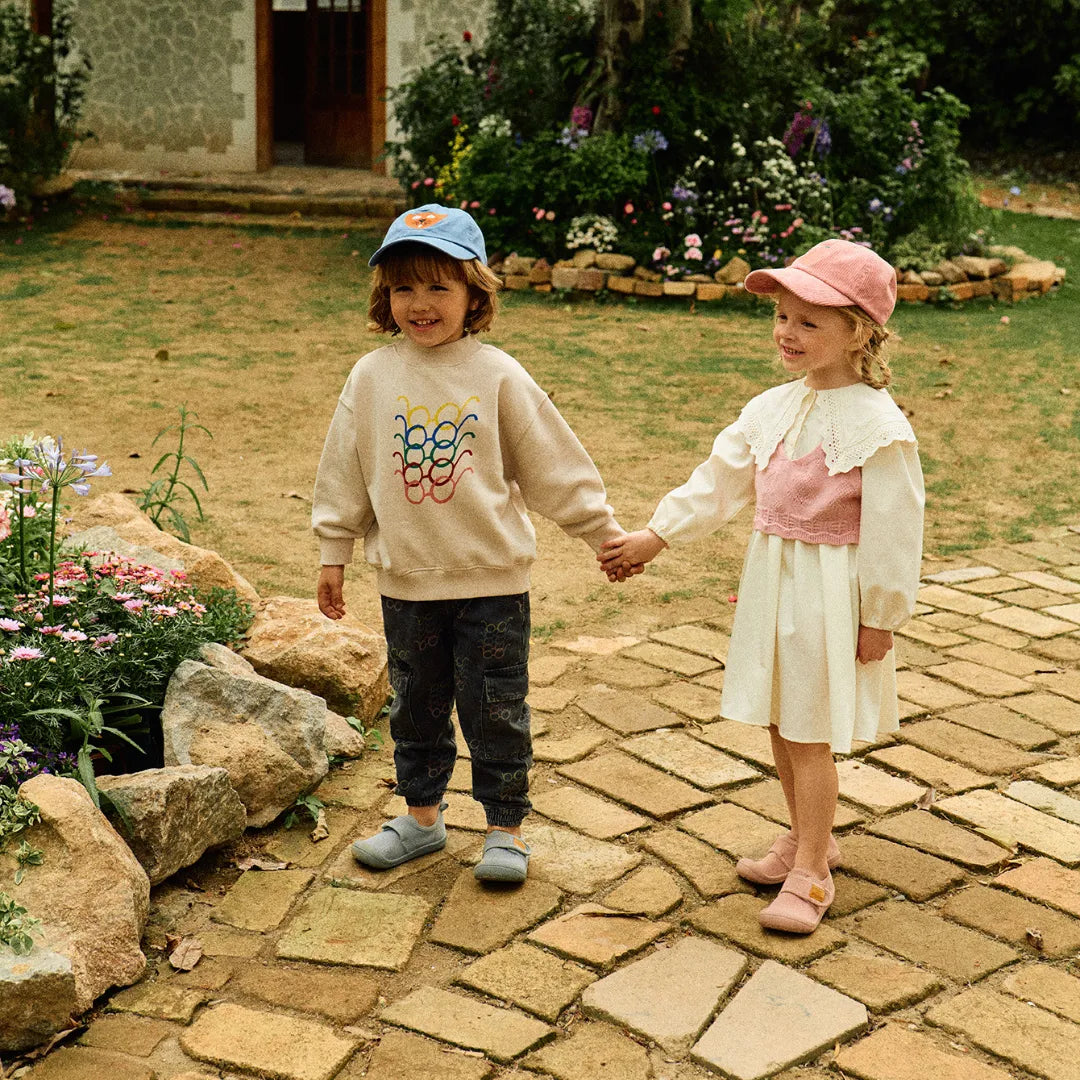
[837,304,892,389]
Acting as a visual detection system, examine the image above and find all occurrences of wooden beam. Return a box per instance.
[367,0,387,174]
[255,0,273,170]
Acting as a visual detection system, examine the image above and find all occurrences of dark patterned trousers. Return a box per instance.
[380,593,532,828]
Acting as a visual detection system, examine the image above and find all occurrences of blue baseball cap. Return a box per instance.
[369,204,488,267]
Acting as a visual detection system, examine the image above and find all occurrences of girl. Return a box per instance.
[600,239,924,933]
[313,205,631,884]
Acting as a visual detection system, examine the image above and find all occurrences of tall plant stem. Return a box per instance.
[46,484,60,611]
[16,464,26,591]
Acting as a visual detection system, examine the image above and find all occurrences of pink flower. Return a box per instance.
[652,246,671,262]
[151,605,178,617]
[535,208,545,221]
[50,595,72,606]
[662,202,672,211]
[140,583,164,595]
[624,202,634,214]
[0,506,9,542]
[9,646,43,661]
[22,505,35,518]
[123,599,145,612]
[460,200,468,209]
[38,625,63,636]
[411,180,420,190]
[93,633,118,648]
[61,630,87,642]
[685,247,703,261]
[544,210,555,222]
[0,618,21,632]
[423,177,434,187]
[470,200,480,209]
[488,208,496,215]
[684,234,702,247]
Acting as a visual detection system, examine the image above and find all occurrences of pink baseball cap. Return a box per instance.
[744,239,897,326]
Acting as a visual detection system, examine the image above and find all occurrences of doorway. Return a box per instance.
[267,0,386,170]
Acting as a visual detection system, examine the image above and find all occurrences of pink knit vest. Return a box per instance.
[753,443,862,545]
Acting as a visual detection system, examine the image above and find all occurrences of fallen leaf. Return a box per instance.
[933,389,953,399]
[311,808,330,843]
[1025,927,1045,951]
[915,787,937,810]
[281,490,310,501]
[168,936,204,971]
[235,856,289,871]
[154,348,169,361]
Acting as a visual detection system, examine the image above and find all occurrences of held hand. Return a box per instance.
[604,560,647,583]
[857,625,893,663]
[317,565,347,620]
[598,529,667,578]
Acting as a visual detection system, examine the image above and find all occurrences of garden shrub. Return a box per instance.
[0,0,91,213]
[387,0,988,271]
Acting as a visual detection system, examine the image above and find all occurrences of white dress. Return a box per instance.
[648,379,925,754]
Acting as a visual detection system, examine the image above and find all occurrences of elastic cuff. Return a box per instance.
[483,805,528,828]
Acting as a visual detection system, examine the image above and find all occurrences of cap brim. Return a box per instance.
[368,234,482,267]
[743,265,855,308]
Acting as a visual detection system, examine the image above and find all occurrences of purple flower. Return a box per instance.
[0,185,15,210]
[570,105,593,132]
[671,184,697,203]
[633,129,669,154]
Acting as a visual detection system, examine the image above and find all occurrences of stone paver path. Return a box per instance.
[29,526,1080,1080]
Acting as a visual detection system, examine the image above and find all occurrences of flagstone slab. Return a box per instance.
[625,641,720,677]
[78,1013,174,1057]
[924,566,1002,585]
[532,731,608,764]
[314,766,393,810]
[806,949,942,1013]
[1014,569,1080,593]
[522,1022,652,1080]
[602,865,683,917]
[582,937,747,1053]
[1025,758,1080,787]
[276,888,429,969]
[643,828,750,898]
[1029,669,1080,702]
[22,1047,158,1080]
[836,1023,1015,1080]
[357,1030,495,1080]
[694,667,726,691]
[868,810,1012,871]
[991,856,1080,917]
[931,660,1034,698]
[956,574,1030,593]
[231,961,378,1023]
[894,671,977,710]
[941,701,1058,749]
[527,904,669,968]
[429,869,561,953]
[1007,692,1080,734]
[107,981,208,1023]
[691,720,775,770]
[1009,539,1080,564]
[621,729,760,790]
[964,622,1031,649]
[1034,636,1080,663]
[531,786,649,839]
[580,656,670,688]
[559,751,712,818]
[691,960,867,1080]
[1001,964,1080,1024]
[197,927,264,959]
[829,874,891,918]
[1044,602,1080,624]
[965,547,1044,573]
[689,894,847,963]
[724,778,863,829]
[918,584,1001,615]
[651,680,724,722]
[263,812,361,868]
[555,635,639,657]
[935,789,1080,865]
[575,687,684,734]
[865,744,990,795]
[835,761,924,814]
[381,986,553,1063]
[180,1002,355,1080]
[945,640,1045,676]
[322,841,450,891]
[530,654,576,686]
[456,942,596,1022]
[896,719,1042,774]
[651,624,730,660]
[926,986,1080,1080]
[895,637,947,668]
[896,623,969,648]
[839,902,1019,982]
[526,822,642,893]
[529,685,576,713]
[980,605,1078,638]
[680,802,780,860]
[995,586,1071,609]
[211,869,314,932]
[1006,779,1080,825]
[837,835,966,900]
[941,883,1080,958]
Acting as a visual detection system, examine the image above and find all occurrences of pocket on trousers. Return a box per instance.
[387,670,422,743]
[479,662,529,756]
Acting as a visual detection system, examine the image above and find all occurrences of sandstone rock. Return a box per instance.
[952,255,995,279]
[240,596,389,723]
[921,271,945,286]
[935,260,968,284]
[571,249,598,268]
[503,274,531,291]
[633,266,663,282]
[662,281,696,297]
[323,711,368,758]
[607,274,636,294]
[551,267,580,290]
[162,659,329,827]
[502,255,536,276]
[3,776,149,1015]
[596,253,635,272]
[64,493,259,607]
[901,270,925,285]
[0,947,77,1051]
[696,283,727,301]
[528,261,553,284]
[635,279,664,297]
[96,766,246,885]
[715,256,751,284]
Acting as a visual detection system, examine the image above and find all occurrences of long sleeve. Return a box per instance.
[857,439,925,629]
[508,396,620,552]
[647,422,756,544]
[311,395,375,566]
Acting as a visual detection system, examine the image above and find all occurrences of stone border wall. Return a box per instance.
[491,246,1066,306]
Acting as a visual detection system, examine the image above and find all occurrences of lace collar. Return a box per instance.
[735,379,916,475]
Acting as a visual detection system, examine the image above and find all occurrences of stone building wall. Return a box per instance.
[68,0,256,173]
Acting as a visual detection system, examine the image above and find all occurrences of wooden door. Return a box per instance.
[305,0,372,167]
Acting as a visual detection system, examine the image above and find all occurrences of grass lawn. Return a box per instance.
[1,188,1078,639]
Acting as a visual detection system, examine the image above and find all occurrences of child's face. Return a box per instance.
[773,289,860,389]
[389,272,476,349]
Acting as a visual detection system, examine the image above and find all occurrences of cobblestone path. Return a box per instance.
[26,527,1080,1080]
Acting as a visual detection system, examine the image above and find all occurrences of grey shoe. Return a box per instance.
[474,830,530,883]
[351,804,447,869]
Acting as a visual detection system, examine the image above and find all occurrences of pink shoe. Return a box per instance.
[735,832,841,886]
[758,867,835,934]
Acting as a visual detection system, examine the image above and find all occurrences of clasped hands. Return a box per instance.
[598,528,667,583]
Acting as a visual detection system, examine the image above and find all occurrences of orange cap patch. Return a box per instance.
[404,211,448,229]
[809,884,826,903]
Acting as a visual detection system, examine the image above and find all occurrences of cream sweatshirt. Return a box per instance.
[312,334,621,600]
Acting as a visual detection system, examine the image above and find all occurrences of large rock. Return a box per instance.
[64,493,259,608]
[96,766,246,885]
[0,947,77,1051]
[1,776,149,1017]
[240,595,389,723]
[162,659,329,827]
